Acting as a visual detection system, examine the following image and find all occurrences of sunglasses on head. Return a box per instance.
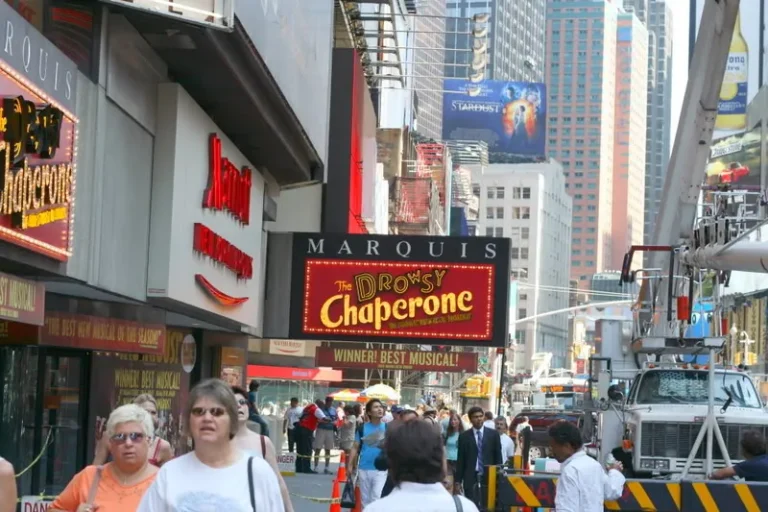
[110,432,146,444]
[191,407,227,417]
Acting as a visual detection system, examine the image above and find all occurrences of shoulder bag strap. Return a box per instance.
[86,466,104,506]
[260,434,266,457]
[453,494,464,512]
[248,456,256,512]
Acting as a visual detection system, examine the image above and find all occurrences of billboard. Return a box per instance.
[704,127,761,207]
[99,0,234,31]
[315,346,478,372]
[288,233,510,347]
[693,1,766,138]
[442,79,547,157]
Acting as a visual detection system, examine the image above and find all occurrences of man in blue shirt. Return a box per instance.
[248,380,270,437]
[313,396,337,474]
[350,399,387,508]
[711,430,768,481]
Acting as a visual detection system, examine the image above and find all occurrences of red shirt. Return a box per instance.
[299,404,321,431]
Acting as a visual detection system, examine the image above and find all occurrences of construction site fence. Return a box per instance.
[484,467,768,512]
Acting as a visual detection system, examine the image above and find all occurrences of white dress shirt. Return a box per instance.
[554,451,625,512]
[483,419,495,430]
[500,433,515,462]
[364,482,479,512]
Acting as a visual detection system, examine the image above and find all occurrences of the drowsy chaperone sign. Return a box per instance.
[289,234,510,347]
[315,346,479,372]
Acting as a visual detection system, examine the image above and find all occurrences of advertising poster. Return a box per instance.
[442,79,547,157]
[288,233,510,347]
[704,128,762,208]
[693,0,766,138]
[86,330,193,461]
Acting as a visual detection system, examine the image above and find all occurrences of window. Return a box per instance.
[486,207,494,219]
[519,294,528,301]
[485,227,493,236]
[496,187,505,199]
[520,248,529,259]
[521,227,530,239]
[496,207,504,219]
[520,207,530,219]
[522,187,531,199]
[487,188,495,199]
[518,309,528,320]
[495,227,503,237]
[510,248,520,259]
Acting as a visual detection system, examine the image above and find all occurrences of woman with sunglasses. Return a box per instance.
[138,379,283,511]
[231,386,294,512]
[50,404,158,512]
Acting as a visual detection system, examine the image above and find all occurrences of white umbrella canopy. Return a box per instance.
[359,383,401,402]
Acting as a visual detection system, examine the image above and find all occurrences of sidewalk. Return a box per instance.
[284,458,341,512]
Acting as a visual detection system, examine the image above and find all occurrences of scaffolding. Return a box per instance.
[389,176,443,235]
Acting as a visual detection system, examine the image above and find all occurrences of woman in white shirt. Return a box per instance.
[364,419,478,512]
[0,457,16,512]
[138,379,284,512]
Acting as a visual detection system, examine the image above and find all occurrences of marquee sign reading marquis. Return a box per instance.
[289,234,510,347]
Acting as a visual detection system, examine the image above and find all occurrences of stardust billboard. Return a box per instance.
[442,79,547,157]
[288,234,510,347]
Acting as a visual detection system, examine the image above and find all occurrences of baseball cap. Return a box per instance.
[391,405,404,415]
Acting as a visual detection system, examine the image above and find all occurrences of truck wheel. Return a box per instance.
[529,445,545,460]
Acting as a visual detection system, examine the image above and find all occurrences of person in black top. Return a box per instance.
[455,406,503,507]
[710,429,768,481]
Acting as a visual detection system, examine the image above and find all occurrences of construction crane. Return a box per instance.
[611,0,768,478]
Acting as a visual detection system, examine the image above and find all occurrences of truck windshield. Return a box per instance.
[635,370,762,408]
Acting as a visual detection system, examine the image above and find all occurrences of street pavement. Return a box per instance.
[284,459,342,512]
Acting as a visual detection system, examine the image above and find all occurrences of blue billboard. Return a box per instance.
[442,79,547,157]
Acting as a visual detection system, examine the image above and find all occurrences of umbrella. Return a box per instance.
[359,384,401,402]
[328,388,360,402]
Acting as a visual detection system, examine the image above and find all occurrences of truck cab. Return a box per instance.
[615,364,768,477]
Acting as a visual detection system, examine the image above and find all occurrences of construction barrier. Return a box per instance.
[488,471,768,511]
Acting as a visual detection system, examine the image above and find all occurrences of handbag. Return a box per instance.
[248,456,256,512]
[340,477,356,508]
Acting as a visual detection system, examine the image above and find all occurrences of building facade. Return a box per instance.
[412,0,447,141]
[611,13,648,270]
[546,0,619,282]
[445,0,546,82]
[0,0,332,499]
[476,162,572,369]
[623,0,674,245]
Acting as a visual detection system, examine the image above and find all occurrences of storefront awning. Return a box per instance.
[247,365,342,382]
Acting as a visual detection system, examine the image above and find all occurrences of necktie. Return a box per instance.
[476,429,483,473]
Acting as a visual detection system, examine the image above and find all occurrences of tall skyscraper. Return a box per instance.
[545,0,619,283]
[445,0,546,83]
[611,13,648,270]
[623,0,673,245]
[412,0,446,140]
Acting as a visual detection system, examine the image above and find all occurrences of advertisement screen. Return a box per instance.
[704,127,762,208]
[693,0,766,138]
[442,79,547,157]
[289,234,510,347]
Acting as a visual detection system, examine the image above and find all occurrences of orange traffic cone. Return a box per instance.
[350,485,362,512]
[337,451,347,483]
[329,479,341,512]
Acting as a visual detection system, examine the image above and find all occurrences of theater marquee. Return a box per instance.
[289,234,510,347]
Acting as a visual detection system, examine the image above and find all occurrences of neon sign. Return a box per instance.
[192,223,253,280]
[203,133,252,225]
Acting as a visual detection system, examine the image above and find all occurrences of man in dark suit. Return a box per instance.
[455,406,503,508]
